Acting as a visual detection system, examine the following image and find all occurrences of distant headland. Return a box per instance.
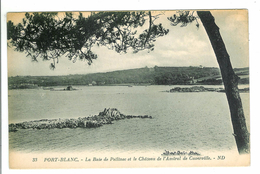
[8,66,249,89]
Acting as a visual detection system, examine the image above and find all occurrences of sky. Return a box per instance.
[7,10,249,77]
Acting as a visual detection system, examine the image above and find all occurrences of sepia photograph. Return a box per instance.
[3,0,259,171]
[6,9,251,168]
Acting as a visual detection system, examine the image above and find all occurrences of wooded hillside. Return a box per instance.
[8,66,249,88]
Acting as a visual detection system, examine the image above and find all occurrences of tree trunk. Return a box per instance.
[197,11,250,154]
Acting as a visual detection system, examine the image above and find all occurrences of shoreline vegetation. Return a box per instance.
[9,108,152,132]
[8,66,249,89]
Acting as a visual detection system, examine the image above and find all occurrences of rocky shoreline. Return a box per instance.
[167,86,249,93]
[9,108,152,132]
[168,86,222,93]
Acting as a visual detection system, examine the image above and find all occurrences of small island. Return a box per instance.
[51,85,79,91]
[9,108,152,132]
[167,86,249,93]
[43,85,79,91]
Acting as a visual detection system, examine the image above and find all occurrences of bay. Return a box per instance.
[8,85,250,155]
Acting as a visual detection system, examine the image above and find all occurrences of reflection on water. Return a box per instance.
[8,85,249,154]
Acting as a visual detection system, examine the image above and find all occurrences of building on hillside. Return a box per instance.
[92,81,97,86]
[186,77,197,84]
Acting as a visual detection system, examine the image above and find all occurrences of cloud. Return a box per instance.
[211,10,249,68]
[7,10,249,76]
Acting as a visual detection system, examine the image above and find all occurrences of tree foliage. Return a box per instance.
[167,11,199,28]
[7,11,169,69]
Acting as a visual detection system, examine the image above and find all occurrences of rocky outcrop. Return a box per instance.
[169,86,221,92]
[168,86,249,93]
[49,85,79,91]
[218,87,249,93]
[9,108,152,132]
[239,87,249,93]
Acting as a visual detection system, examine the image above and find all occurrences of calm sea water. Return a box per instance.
[8,85,250,154]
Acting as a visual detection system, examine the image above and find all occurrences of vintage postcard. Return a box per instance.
[7,10,250,169]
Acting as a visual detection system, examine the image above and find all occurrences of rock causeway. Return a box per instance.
[9,108,152,132]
